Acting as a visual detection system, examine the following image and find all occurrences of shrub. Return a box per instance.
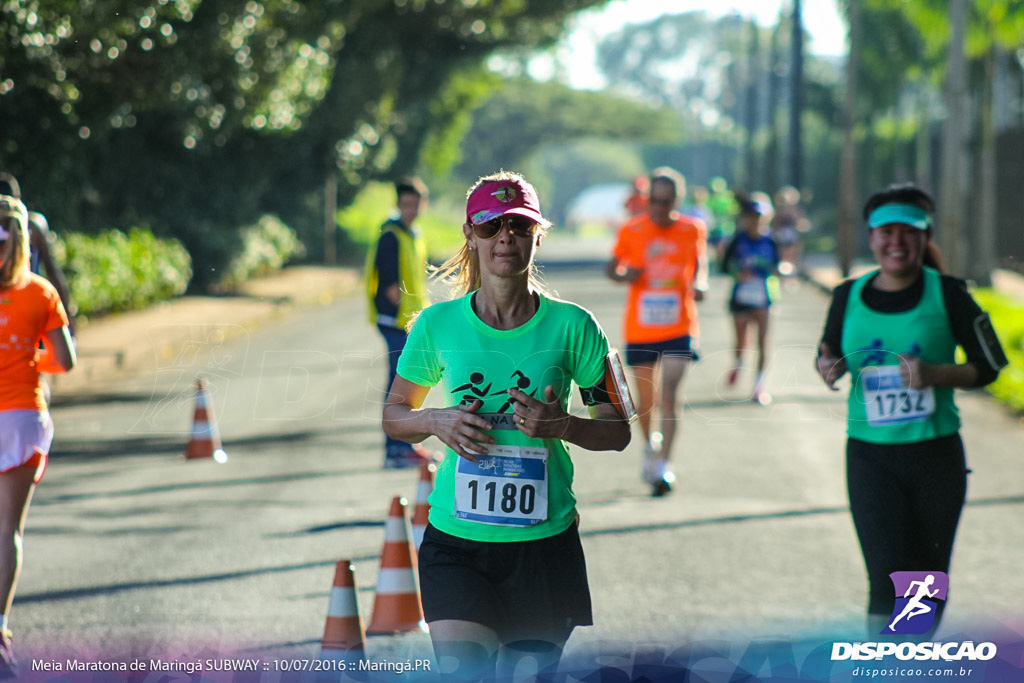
[59,228,192,318]
[211,214,305,292]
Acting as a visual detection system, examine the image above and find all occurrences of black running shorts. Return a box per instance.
[625,335,700,366]
[418,521,593,644]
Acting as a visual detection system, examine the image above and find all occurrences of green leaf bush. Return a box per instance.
[211,214,305,293]
[58,228,192,318]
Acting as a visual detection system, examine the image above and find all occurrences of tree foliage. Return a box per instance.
[595,12,751,134]
[455,77,679,180]
[1,0,608,289]
[585,10,844,208]
[850,0,1024,118]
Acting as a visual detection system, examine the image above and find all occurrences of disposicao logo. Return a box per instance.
[829,569,998,664]
[884,571,948,635]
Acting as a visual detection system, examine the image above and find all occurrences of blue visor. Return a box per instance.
[867,203,932,230]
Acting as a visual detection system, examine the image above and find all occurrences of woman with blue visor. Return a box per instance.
[815,184,1007,636]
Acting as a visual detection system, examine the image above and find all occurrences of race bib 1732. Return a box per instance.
[861,365,935,427]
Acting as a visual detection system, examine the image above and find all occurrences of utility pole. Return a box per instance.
[938,0,969,275]
[765,19,783,194]
[973,45,1003,287]
[744,17,760,189]
[788,0,804,189]
[324,172,337,266]
[838,0,860,278]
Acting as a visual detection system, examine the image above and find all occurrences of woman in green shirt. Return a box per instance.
[383,171,632,680]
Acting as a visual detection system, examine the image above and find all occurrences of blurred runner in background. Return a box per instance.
[607,167,708,497]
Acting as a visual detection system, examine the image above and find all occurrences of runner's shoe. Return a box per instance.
[649,460,675,497]
[0,629,16,680]
[752,376,771,406]
[641,432,664,483]
[384,444,439,469]
[727,365,741,387]
[651,472,675,497]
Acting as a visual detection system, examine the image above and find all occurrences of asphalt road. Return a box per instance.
[20,262,1024,678]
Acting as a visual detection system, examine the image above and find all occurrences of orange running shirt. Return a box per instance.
[612,213,707,344]
[0,274,69,411]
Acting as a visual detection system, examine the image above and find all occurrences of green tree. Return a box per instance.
[1,0,610,289]
[585,10,845,228]
[850,0,1024,281]
[455,77,679,181]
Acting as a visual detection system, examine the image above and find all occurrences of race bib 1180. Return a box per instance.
[454,446,548,526]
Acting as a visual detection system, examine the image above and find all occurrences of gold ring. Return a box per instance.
[519,417,526,426]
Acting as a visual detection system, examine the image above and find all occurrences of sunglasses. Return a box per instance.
[648,197,675,207]
[472,215,538,240]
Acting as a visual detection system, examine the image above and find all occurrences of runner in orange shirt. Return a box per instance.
[606,168,708,496]
[0,195,76,675]
[623,175,649,218]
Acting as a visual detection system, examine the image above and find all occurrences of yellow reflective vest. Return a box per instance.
[365,220,430,330]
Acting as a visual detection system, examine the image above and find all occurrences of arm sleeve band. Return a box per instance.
[579,350,637,423]
[940,275,1008,386]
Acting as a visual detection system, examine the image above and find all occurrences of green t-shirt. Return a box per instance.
[397,291,609,542]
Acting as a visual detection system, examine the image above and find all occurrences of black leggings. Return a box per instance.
[846,434,967,619]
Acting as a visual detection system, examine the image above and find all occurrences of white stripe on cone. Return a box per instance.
[327,587,359,617]
[374,568,418,594]
[383,515,409,541]
[191,420,214,438]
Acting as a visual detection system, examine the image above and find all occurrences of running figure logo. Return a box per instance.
[453,369,536,412]
[883,571,949,635]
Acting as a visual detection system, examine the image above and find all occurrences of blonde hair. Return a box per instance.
[0,195,30,289]
[431,170,552,299]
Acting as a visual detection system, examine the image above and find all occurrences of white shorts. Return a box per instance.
[0,410,54,478]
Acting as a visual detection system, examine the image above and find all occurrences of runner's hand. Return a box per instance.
[510,386,571,440]
[429,399,494,462]
[817,342,846,390]
[898,354,932,389]
[610,263,643,283]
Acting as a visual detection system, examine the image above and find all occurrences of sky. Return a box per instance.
[534,0,847,90]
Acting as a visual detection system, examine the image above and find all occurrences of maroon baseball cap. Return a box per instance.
[466,179,546,226]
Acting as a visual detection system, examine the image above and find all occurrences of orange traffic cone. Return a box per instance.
[411,461,435,551]
[366,497,428,634]
[184,377,227,463]
[320,560,367,661]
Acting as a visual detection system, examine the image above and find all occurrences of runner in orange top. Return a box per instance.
[623,175,649,218]
[606,167,708,496]
[0,195,76,676]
